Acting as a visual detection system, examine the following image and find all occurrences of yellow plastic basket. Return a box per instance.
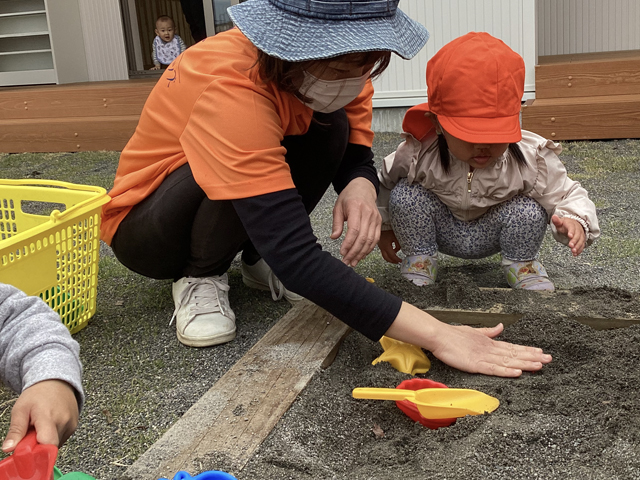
[0,179,111,333]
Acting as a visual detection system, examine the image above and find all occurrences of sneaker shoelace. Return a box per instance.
[170,277,230,326]
[267,270,285,301]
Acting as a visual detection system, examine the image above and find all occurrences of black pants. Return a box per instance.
[179,0,207,42]
[111,110,349,280]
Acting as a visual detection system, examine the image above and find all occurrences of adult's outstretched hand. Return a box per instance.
[386,303,553,377]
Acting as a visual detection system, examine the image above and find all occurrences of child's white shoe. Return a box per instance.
[502,258,555,291]
[171,274,236,347]
[400,254,437,286]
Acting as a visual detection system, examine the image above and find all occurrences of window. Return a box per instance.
[211,0,233,33]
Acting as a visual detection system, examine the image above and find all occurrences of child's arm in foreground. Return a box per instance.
[0,284,84,452]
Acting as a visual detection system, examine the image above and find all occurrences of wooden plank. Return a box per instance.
[538,50,640,65]
[529,93,640,106]
[521,94,640,140]
[425,308,639,331]
[425,309,522,328]
[124,300,351,480]
[535,58,640,99]
[0,78,156,120]
[0,78,153,91]
[0,115,140,153]
[572,316,640,331]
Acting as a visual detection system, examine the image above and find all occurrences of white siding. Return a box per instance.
[372,0,537,107]
[77,0,128,81]
[537,0,640,56]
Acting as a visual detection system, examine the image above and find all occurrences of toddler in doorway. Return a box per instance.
[151,15,186,70]
[0,283,83,452]
[377,32,600,291]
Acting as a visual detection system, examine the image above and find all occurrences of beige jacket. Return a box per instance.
[378,129,600,247]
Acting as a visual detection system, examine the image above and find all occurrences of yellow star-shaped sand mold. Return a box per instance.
[372,336,431,375]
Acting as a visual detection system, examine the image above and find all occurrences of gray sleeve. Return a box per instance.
[177,35,187,53]
[151,40,159,66]
[0,284,84,411]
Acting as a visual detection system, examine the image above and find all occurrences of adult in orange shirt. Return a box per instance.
[103,0,552,377]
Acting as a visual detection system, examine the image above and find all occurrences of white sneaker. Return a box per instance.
[241,259,303,304]
[171,274,236,347]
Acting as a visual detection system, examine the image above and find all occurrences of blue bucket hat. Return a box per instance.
[227,0,429,61]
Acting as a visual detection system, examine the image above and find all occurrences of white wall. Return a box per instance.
[46,0,88,84]
[372,0,537,107]
[77,0,128,81]
[537,0,640,56]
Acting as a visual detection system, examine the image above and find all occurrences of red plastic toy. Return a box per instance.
[0,430,58,480]
[395,378,457,429]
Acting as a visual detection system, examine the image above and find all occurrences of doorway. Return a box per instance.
[120,0,240,76]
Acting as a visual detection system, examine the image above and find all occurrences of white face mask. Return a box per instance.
[299,70,370,113]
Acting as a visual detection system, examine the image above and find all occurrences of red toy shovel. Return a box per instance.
[395,378,457,429]
[0,429,58,480]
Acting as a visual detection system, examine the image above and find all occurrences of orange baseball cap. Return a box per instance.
[403,32,525,144]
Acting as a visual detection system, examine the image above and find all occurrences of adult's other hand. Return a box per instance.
[331,177,380,267]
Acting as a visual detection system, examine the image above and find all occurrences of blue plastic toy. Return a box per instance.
[0,430,235,480]
[160,471,236,480]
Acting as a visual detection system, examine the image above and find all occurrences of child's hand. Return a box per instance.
[2,380,79,453]
[378,230,402,264]
[150,65,161,70]
[551,215,586,256]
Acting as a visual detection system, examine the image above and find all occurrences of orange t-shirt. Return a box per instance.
[101,28,376,245]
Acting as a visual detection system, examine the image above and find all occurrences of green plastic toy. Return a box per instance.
[53,466,95,479]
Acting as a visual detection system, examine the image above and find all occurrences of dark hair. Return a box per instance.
[156,15,174,26]
[436,134,526,174]
[254,49,392,101]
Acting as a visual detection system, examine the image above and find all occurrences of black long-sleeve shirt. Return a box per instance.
[232,144,402,340]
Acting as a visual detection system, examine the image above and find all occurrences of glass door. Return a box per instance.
[203,0,239,36]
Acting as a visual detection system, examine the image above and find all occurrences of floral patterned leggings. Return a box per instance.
[389,179,548,262]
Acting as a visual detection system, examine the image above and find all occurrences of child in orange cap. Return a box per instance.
[377,32,600,290]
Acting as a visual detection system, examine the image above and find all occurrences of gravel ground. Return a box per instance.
[240,303,640,480]
[0,134,639,479]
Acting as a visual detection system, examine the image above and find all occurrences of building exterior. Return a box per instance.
[1,0,639,132]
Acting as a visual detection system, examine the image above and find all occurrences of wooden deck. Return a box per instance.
[2,50,640,154]
[522,50,640,140]
[0,77,159,153]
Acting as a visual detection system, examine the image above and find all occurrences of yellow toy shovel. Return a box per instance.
[352,387,500,419]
